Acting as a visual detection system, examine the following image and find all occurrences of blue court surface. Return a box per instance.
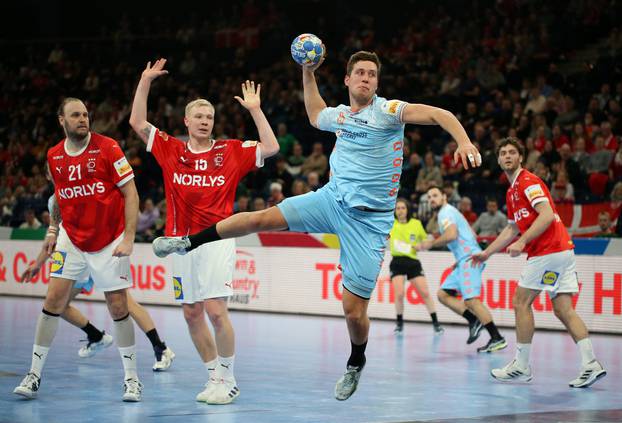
[1,296,620,423]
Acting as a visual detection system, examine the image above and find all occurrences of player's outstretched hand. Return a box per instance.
[234,80,261,111]
[506,240,525,257]
[20,263,41,283]
[454,142,482,169]
[141,58,169,82]
[304,44,326,72]
[469,251,489,267]
[112,237,134,257]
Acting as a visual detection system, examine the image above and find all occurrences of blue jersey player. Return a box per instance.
[153,50,482,400]
[417,186,507,353]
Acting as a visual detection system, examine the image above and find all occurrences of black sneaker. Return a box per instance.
[467,320,483,344]
[477,337,508,353]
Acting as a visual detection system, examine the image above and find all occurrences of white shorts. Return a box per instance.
[51,225,132,292]
[519,249,579,297]
[172,238,235,304]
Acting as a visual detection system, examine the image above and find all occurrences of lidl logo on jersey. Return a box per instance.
[541,271,559,286]
[173,276,184,300]
[382,100,402,116]
[113,157,132,177]
[524,184,544,202]
[50,251,67,274]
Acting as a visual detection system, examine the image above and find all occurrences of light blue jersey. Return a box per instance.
[437,204,481,262]
[316,95,407,211]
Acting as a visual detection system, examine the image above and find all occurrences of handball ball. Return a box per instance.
[291,34,324,66]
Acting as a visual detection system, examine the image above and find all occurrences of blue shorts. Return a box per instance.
[277,185,393,299]
[74,277,94,293]
[441,259,485,300]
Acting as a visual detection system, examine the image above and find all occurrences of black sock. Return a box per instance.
[396,314,403,324]
[462,310,477,324]
[485,322,502,340]
[430,312,439,325]
[81,321,103,342]
[347,341,367,368]
[187,225,221,252]
[146,328,166,350]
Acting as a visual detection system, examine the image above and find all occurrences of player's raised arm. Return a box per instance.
[234,80,279,159]
[401,104,481,169]
[302,58,327,128]
[129,59,169,144]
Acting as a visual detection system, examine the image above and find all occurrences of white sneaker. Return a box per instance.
[13,372,41,399]
[78,332,114,358]
[491,359,533,383]
[204,378,240,405]
[569,360,607,388]
[152,236,190,258]
[153,347,175,371]
[334,364,365,401]
[196,378,218,402]
[122,378,143,402]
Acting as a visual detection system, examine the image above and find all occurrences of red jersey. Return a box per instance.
[506,169,574,258]
[47,133,134,252]
[147,127,262,236]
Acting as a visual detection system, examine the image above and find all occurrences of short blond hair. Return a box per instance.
[185,99,215,117]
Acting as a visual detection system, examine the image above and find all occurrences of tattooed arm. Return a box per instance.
[129,58,168,144]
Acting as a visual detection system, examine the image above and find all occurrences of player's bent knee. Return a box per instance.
[553,304,573,321]
[208,313,229,330]
[183,305,204,325]
[344,308,366,324]
[43,297,66,314]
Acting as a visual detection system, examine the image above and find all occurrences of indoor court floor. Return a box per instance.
[1,296,620,423]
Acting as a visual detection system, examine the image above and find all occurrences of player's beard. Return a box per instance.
[430,203,442,212]
[64,122,89,143]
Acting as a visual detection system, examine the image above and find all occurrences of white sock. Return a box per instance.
[118,345,138,380]
[29,345,50,377]
[204,358,218,381]
[217,355,235,381]
[577,338,596,366]
[515,343,531,369]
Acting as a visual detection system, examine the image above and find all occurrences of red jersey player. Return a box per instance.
[14,98,143,402]
[471,137,606,388]
[129,58,279,404]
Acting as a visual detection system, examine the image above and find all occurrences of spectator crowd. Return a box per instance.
[1,0,621,239]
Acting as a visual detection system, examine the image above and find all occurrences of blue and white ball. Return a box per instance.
[291,33,324,66]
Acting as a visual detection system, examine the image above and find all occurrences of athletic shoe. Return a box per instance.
[334,361,365,401]
[467,320,484,344]
[491,359,533,383]
[393,321,403,334]
[78,332,114,358]
[569,360,607,388]
[204,378,240,405]
[477,337,508,353]
[196,378,218,402]
[13,372,41,399]
[152,236,190,258]
[433,323,445,334]
[122,378,143,402]
[153,346,175,371]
